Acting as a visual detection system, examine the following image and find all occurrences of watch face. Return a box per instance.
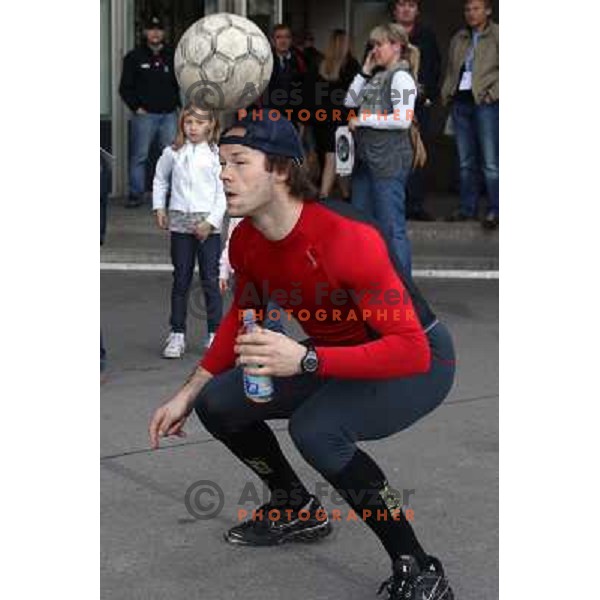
[303,350,319,373]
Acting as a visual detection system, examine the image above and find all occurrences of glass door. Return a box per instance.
[246,0,281,35]
[205,1,245,15]
[204,0,282,35]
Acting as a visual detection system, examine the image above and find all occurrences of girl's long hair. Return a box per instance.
[369,23,420,80]
[319,29,353,82]
[172,103,221,151]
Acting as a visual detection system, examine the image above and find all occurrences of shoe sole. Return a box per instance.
[224,520,332,547]
[419,574,455,600]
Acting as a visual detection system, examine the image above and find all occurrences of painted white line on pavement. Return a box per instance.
[412,269,499,280]
[101,263,173,272]
[101,263,499,279]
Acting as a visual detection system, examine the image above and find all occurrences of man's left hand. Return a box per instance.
[482,91,495,104]
[235,328,307,377]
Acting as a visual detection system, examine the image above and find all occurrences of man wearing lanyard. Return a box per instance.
[441,0,499,229]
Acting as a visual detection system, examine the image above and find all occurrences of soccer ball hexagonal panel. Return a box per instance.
[215,26,250,60]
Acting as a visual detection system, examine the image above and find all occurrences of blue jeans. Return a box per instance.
[170,232,222,334]
[452,98,499,217]
[351,162,412,274]
[129,111,178,197]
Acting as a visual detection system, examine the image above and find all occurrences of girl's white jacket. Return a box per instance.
[152,141,226,231]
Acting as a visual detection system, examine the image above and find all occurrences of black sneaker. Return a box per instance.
[224,495,332,546]
[378,555,454,600]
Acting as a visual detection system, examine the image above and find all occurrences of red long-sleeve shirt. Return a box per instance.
[200,200,437,379]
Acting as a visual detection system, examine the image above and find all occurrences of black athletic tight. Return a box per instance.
[195,322,455,564]
[195,322,455,479]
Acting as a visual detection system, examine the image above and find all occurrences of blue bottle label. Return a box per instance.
[242,308,273,402]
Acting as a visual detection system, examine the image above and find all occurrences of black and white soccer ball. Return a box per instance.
[174,13,273,112]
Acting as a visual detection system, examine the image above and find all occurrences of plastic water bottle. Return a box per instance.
[242,309,274,403]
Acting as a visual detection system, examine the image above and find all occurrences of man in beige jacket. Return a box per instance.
[442,0,499,229]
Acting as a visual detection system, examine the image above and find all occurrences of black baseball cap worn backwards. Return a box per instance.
[221,112,305,164]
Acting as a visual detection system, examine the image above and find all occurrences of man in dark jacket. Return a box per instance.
[119,16,180,208]
[392,0,441,221]
[263,24,307,127]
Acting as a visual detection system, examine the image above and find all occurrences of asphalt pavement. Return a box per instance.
[101,273,498,600]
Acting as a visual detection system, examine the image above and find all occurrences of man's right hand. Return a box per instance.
[149,393,193,449]
[136,107,148,115]
[148,366,213,450]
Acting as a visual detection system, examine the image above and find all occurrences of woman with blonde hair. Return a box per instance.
[314,29,360,200]
[345,22,421,274]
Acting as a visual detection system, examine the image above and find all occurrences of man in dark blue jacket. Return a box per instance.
[119,16,180,208]
[392,0,441,221]
[263,24,307,127]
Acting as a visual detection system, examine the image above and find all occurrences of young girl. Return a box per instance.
[153,104,226,358]
[345,23,420,274]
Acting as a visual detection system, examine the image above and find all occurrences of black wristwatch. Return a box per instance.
[300,345,319,374]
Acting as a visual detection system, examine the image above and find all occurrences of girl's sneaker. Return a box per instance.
[163,332,186,358]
